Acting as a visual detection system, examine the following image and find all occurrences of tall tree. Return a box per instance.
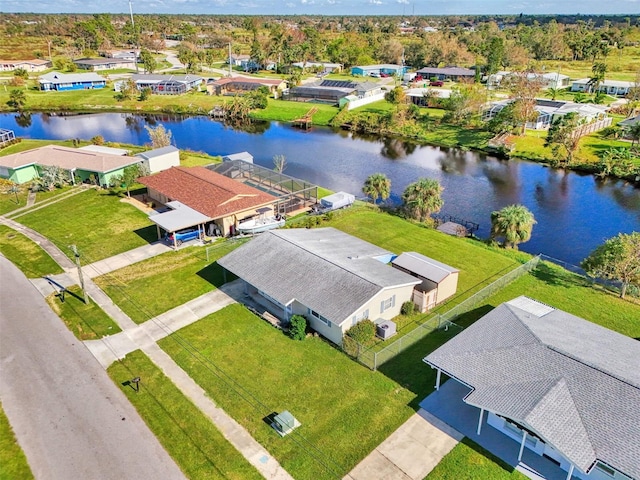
[582,232,640,299]
[111,164,148,198]
[490,204,536,250]
[588,62,607,93]
[362,173,391,204]
[273,154,287,173]
[402,178,444,222]
[139,49,157,74]
[545,112,581,166]
[144,124,172,148]
[7,89,26,111]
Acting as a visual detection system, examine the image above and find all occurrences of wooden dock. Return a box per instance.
[292,107,318,130]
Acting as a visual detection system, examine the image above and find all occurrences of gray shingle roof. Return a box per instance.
[39,71,106,84]
[217,228,419,325]
[392,252,458,283]
[424,297,640,478]
[136,145,179,160]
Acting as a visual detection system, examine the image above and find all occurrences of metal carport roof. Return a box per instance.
[148,201,211,233]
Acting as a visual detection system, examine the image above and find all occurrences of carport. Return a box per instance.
[148,201,211,249]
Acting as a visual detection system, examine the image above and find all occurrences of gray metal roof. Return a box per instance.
[217,228,419,325]
[147,201,210,232]
[39,71,105,84]
[619,115,640,128]
[136,145,179,160]
[425,296,640,478]
[222,151,254,163]
[392,252,458,283]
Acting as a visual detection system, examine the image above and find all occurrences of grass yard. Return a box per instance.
[107,350,262,480]
[250,99,338,125]
[0,225,63,277]
[95,240,243,323]
[46,285,121,340]
[18,188,156,262]
[425,438,526,480]
[159,303,416,480]
[0,403,34,480]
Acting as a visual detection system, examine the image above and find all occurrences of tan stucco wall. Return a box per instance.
[435,273,458,304]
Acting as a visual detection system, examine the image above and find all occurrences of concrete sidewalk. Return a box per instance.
[85,279,244,367]
[347,411,463,480]
[80,241,172,278]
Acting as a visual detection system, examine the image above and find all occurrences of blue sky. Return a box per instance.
[3,0,639,15]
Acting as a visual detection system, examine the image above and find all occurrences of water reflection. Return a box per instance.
[14,112,32,128]
[1,112,638,265]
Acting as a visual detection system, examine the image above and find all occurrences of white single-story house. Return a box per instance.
[391,252,459,312]
[483,99,609,130]
[487,71,570,89]
[292,61,343,73]
[570,78,634,96]
[39,71,106,91]
[424,296,640,480]
[228,54,251,66]
[135,145,180,174]
[73,57,136,71]
[0,59,51,72]
[217,228,421,345]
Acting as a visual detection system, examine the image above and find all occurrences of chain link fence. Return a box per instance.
[346,255,542,370]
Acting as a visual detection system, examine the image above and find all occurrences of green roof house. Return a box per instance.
[0,145,142,186]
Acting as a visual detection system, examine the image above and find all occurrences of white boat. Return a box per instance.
[237,208,285,234]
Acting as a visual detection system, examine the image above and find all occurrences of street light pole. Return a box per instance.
[70,244,89,304]
[129,0,140,74]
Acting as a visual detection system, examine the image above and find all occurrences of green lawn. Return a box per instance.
[95,240,243,323]
[107,350,262,480]
[46,285,121,340]
[0,224,63,277]
[426,438,526,480]
[18,188,156,262]
[250,99,338,125]
[0,403,34,480]
[159,303,416,480]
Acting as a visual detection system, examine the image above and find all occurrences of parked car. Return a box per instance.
[380,72,390,78]
[165,228,201,246]
[369,72,381,78]
[429,80,444,87]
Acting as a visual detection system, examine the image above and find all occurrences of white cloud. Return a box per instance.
[396,0,409,3]
[368,0,383,4]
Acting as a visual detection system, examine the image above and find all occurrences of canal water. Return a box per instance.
[2,112,638,265]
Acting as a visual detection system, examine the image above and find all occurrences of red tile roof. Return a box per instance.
[139,166,277,219]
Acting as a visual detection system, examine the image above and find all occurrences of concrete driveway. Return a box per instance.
[0,256,185,480]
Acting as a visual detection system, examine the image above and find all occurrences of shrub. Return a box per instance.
[345,319,376,345]
[91,135,105,145]
[401,301,417,315]
[288,315,307,341]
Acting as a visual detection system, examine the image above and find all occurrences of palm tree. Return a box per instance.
[628,122,640,148]
[490,204,537,249]
[362,173,391,204]
[545,87,559,101]
[402,178,444,222]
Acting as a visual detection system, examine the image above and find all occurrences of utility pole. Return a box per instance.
[129,0,140,73]
[228,42,232,77]
[70,245,89,304]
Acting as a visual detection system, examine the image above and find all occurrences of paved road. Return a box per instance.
[0,256,185,480]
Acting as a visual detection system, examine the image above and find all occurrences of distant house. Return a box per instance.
[0,145,141,186]
[391,252,459,312]
[483,99,609,130]
[217,227,421,345]
[351,64,407,77]
[287,80,382,105]
[135,145,180,174]
[39,71,106,91]
[570,78,634,96]
[0,59,51,72]
[128,74,203,95]
[206,77,287,96]
[222,151,254,163]
[416,66,475,82]
[618,115,640,139]
[292,61,342,73]
[228,54,251,66]
[100,50,138,62]
[424,296,640,480]
[73,57,136,71]
[138,166,277,236]
[487,71,570,89]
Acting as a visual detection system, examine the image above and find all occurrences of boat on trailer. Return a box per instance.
[237,207,285,234]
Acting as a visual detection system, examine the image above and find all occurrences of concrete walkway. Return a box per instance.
[80,241,172,278]
[84,279,244,367]
[347,411,463,480]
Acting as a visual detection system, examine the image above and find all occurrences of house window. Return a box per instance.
[308,308,331,327]
[352,309,369,326]
[380,295,396,313]
[595,463,616,478]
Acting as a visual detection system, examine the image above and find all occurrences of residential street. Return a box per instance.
[0,256,185,480]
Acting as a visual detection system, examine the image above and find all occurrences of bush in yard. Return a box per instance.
[401,300,417,315]
[288,315,307,340]
[346,319,376,345]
